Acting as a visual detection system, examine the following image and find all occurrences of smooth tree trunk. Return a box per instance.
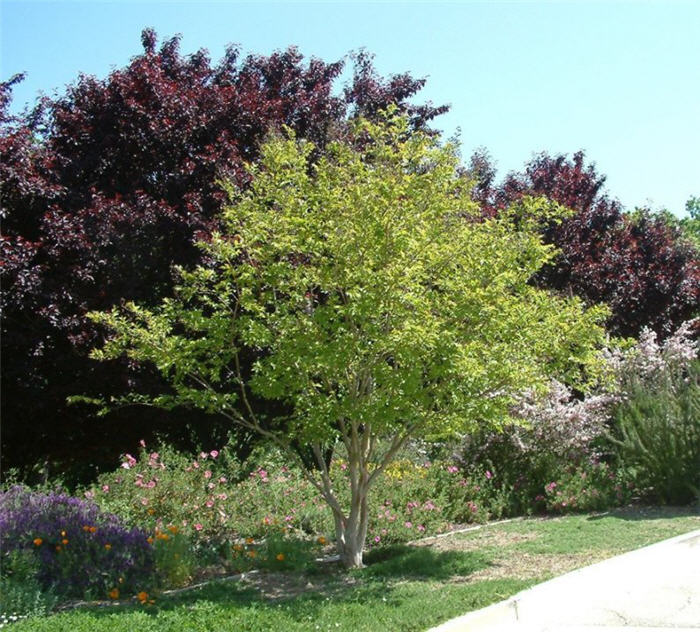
[308,419,411,569]
[332,479,371,568]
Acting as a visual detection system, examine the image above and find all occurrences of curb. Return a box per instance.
[427,528,700,632]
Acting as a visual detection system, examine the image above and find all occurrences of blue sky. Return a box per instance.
[2,0,698,215]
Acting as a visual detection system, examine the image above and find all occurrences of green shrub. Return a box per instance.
[609,359,700,504]
[0,551,57,624]
[151,527,197,588]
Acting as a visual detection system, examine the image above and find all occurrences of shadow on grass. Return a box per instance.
[60,546,494,625]
[586,504,700,522]
[360,544,491,580]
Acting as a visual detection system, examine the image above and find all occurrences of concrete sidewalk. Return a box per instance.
[429,529,700,631]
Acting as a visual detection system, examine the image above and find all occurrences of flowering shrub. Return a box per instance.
[604,320,698,388]
[90,443,332,544]
[0,486,154,601]
[511,380,614,460]
[537,461,634,513]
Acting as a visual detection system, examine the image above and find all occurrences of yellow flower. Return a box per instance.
[61,530,67,537]
[276,553,285,562]
[245,537,254,544]
[108,588,119,600]
[105,544,112,551]
[83,526,91,532]
[317,536,327,545]
[167,525,178,535]
[156,533,169,541]
[55,545,62,552]
[147,508,155,515]
[33,538,43,547]
[233,544,243,552]
[247,550,257,558]
[62,538,69,545]
[137,591,149,604]
[89,526,97,534]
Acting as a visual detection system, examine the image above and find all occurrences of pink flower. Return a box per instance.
[140,497,149,506]
[417,524,426,532]
[194,523,203,531]
[139,439,146,447]
[485,470,493,480]
[404,521,413,528]
[206,499,214,508]
[102,485,110,493]
[204,470,212,479]
[210,450,219,458]
[192,461,199,469]
[447,465,459,474]
[84,490,95,499]
[200,452,208,460]
[285,515,293,522]
[374,536,381,543]
[150,452,159,461]
[217,493,227,500]
[146,480,156,489]
[207,482,215,490]
[219,476,227,483]
[340,463,347,470]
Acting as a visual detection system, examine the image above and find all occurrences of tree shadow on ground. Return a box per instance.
[62,545,495,624]
[359,544,492,580]
[586,504,700,522]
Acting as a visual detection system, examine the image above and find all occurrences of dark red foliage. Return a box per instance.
[473,150,700,338]
[1,30,446,478]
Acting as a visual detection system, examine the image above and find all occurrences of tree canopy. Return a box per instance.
[469,150,700,339]
[0,30,447,476]
[90,114,608,566]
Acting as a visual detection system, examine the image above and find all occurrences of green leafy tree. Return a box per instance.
[680,196,700,250]
[89,113,607,567]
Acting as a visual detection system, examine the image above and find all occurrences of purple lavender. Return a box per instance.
[0,486,154,600]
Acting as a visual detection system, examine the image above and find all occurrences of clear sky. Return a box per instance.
[2,0,698,215]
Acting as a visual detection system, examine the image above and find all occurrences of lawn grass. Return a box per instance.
[14,506,699,632]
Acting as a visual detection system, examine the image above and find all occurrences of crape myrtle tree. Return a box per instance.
[469,150,700,339]
[0,29,447,475]
[90,114,607,568]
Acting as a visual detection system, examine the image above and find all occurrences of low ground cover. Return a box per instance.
[8,506,698,631]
